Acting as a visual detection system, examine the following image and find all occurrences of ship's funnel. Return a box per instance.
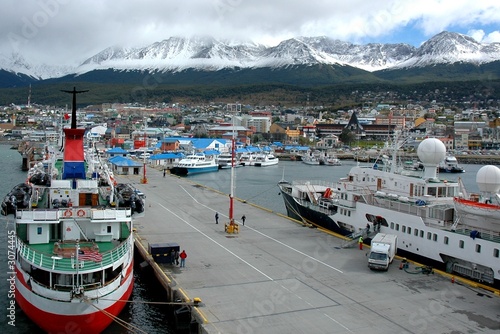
[61,87,88,180]
[417,138,446,180]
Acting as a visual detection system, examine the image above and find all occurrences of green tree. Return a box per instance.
[339,128,356,146]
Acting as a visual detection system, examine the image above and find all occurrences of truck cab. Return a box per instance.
[368,233,397,271]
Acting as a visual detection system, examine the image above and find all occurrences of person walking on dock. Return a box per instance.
[174,250,180,265]
[163,169,166,177]
[215,212,219,224]
[358,236,363,250]
[179,250,187,267]
[170,249,176,265]
[241,215,246,226]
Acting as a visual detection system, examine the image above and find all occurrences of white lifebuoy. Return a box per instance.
[77,209,85,217]
[63,209,73,217]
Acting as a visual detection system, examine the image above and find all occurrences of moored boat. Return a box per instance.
[254,153,279,167]
[439,155,465,173]
[218,152,243,169]
[279,134,500,286]
[172,152,219,175]
[301,153,322,165]
[239,151,257,166]
[5,88,143,333]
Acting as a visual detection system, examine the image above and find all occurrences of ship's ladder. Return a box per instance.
[72,217,89,241]
[451,204,464,231]
[305,183,318,205]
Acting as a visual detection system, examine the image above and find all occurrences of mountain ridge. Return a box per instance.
[2,31,500,81]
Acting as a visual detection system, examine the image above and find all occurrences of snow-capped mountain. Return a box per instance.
[1,31,500,80]
[0,52,76,80]
[78,36,267,73]
[79,35,416,73]
[395,31,500,68]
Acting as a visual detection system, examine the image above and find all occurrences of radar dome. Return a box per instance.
[417,138,446,165]
[476,165,500,193]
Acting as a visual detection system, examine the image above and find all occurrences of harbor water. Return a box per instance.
[0,144,486,333]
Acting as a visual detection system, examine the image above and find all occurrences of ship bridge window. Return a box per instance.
[444,236,449,245]
[407,227,411,234]
[476,244,481,253]
[420,230,424,238]
[390,222,394,229]
[494,249,499,258]
[427,232,431,240]
[438,187,446,197]
[395,223,399,231]
[459,240,464,249]
[427,187,437,196]
[402,225,406,233]
[433,233,437,241]
[414,228,419,236]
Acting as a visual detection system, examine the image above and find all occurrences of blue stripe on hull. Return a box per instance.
[186,166,219,175]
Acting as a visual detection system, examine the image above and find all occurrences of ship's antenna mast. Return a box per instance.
[61,87,89,129]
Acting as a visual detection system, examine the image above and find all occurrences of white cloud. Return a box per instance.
[482,31,500,43]
[1,0,500,66]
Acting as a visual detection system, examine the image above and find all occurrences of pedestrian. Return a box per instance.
[170,249,175,265]
[179,250,187,267]
[241,215,246,226]
[366,223,370,233]
[163,169,166,177]
[358,236,363,250]
[175,250,180,265]
[215,212,219,224]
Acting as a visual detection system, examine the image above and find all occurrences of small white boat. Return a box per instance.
[240,152,256,166]
[254,153,279,167]
[439,155,465,173]
[218,153,242,169]
[301,150,324,165]
[324,155,341,166]
[301,154,322,165]
[172,153,219,175]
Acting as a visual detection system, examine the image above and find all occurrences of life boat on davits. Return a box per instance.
[454,165,500,220]
[454,197,500,220]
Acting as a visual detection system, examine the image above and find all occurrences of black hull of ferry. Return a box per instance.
[279,185,351,237]
[170,167,188,176]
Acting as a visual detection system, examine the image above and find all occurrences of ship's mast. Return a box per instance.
[227,103,241,221]
[61,87,89,129]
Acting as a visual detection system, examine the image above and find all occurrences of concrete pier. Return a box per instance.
[123,168,500,334]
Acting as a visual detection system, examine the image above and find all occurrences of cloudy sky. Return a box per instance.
[1,0,500,66]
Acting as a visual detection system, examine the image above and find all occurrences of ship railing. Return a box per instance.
[291,180,337,189]
[16,207,132,222]
[451,225,500,244]
[371,196,456,227]
[296,198,335,215]
[17,235,132,273]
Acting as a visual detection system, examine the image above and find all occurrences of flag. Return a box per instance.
[78,249,103,262]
